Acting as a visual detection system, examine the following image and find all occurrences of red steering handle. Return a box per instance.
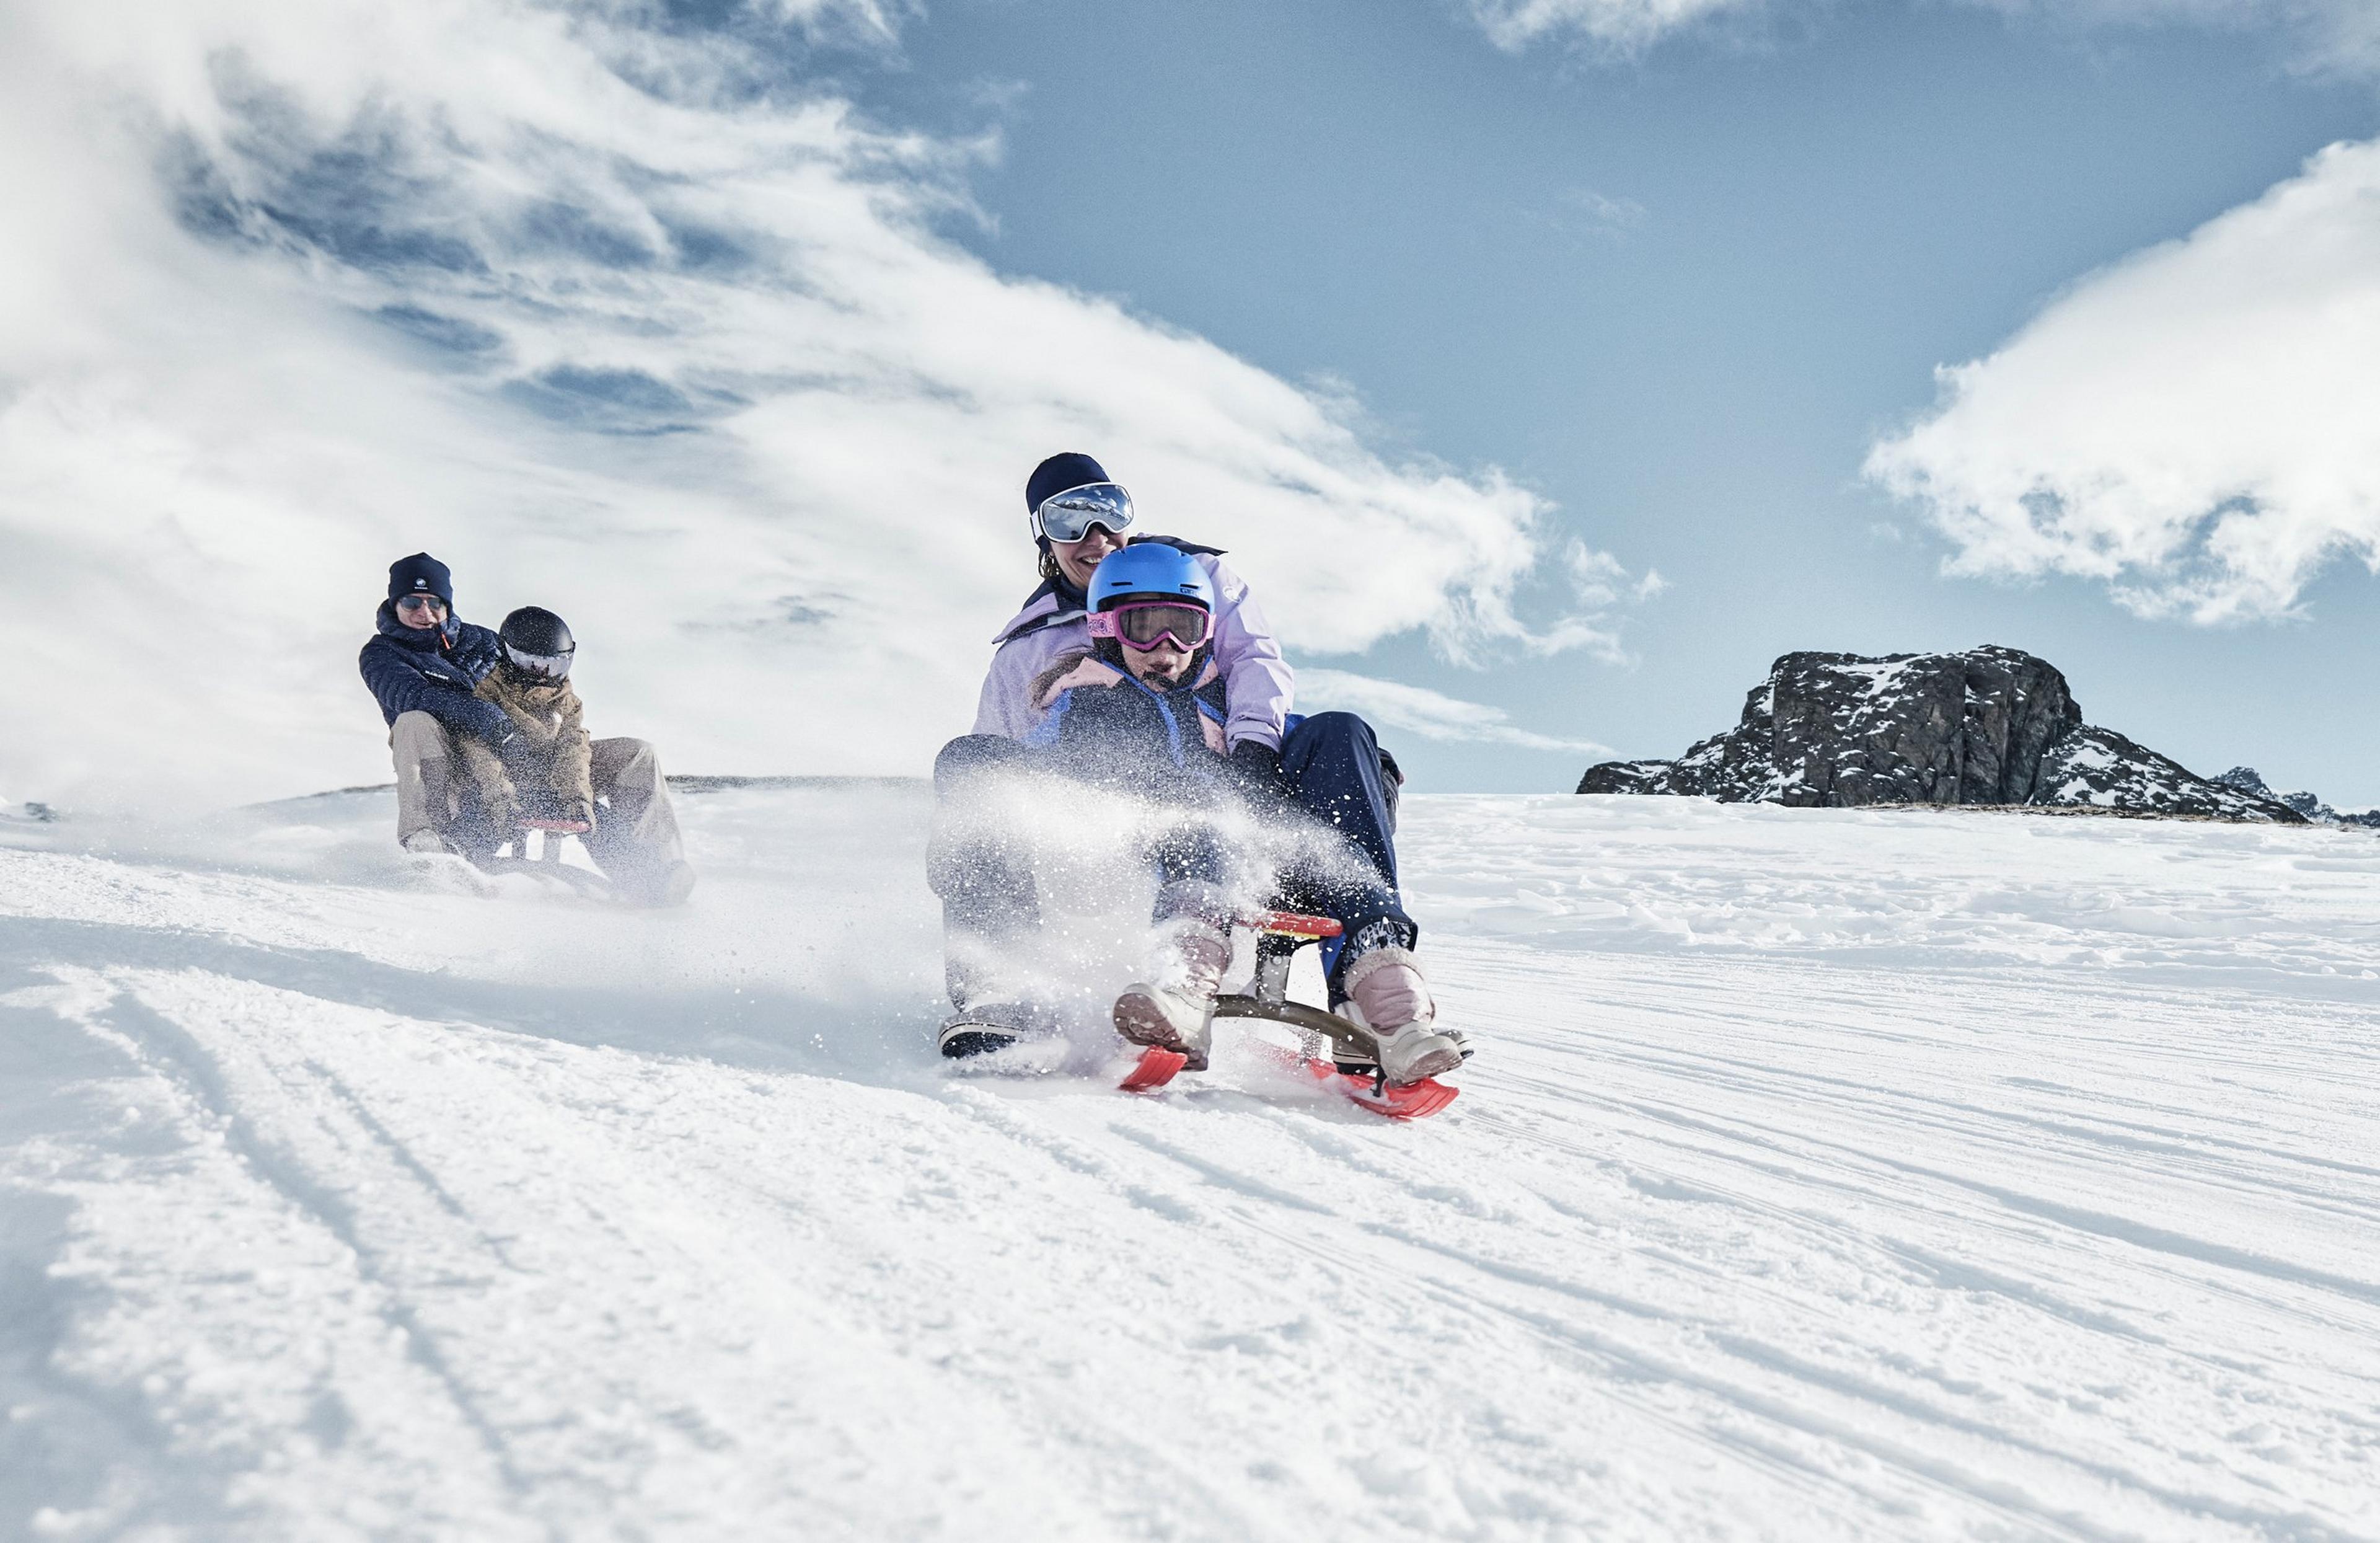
[1243,910,1342,939]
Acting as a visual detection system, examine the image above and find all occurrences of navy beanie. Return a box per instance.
[1026,453,1110,514]
[387,552,454,609]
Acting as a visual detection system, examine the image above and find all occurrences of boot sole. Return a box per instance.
[939,1029,1021,1059]
[1390,1041,1465,1085]
[1113,990,1209,1072]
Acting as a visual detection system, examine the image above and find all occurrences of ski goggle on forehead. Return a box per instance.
[1088,600,1212,652]
[1031,482,1136,544]
[502,640,575,681]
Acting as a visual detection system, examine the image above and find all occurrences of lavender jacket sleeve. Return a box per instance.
[1197,555,1294,753]
[972,608,1082,740]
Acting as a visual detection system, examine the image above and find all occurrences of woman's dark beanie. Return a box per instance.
[1026,453,1110,513]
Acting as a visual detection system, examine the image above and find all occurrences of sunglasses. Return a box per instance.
[394,595,447,616]
[1031,481,1136,545]
[1088,599,1212,652]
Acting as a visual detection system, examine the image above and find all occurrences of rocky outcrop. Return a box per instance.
[2215,767,2380,829]
[2031,727,2294,820]
[1579,647,2303,824]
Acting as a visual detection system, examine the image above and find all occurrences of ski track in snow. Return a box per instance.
[2,787,2377,1541]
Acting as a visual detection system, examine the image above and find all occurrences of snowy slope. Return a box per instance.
[4,788,2378,1541]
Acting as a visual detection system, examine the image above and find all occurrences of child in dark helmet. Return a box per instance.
[470,604,695,906]
[463,607,597,837]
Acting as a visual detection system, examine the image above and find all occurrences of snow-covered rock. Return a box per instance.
[2216,766,2380,828]
[1580,647,2303,822]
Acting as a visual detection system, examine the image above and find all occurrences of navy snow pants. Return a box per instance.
[1273,712,1416,985]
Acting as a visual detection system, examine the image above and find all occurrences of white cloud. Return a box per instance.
[1466,0,1758,53]
[1865,137,2380,625]
[1526,187,1650,247]
[1566,542,1665,607]
[1462,0,2380,628]
[1466,0,2380,72]
[0,0,1597,807]
[1970,1,2380,78]
[1295,670,1611,754]
[1472,543,1664,663]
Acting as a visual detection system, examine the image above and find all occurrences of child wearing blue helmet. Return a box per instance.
[933,542,1463,1088]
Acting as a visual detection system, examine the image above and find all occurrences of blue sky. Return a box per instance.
[1,0,2376,807]
[851,0,2380,798]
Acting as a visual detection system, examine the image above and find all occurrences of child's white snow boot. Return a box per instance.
[1338,947,1464,1085]
[1112,918,1233,1072]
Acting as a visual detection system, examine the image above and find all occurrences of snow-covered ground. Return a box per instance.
[4,787,2378,1541]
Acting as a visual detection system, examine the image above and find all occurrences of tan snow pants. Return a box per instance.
[390,710,686,881]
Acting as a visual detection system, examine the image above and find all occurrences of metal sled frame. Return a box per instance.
[472,825,615,900]
[1209,911,1375,1066]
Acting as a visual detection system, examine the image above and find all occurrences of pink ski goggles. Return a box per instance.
[1088,600,1213,652]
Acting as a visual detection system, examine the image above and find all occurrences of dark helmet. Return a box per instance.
[498,606,576,680]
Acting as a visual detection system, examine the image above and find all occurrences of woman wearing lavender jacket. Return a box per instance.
[930,453,1421,1062]
[970,453,1295,760]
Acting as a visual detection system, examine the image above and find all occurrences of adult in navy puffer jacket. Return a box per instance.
[359,553,513,854]
[359,562,509,742]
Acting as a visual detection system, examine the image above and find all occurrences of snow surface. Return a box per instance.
[4,786,2379,1541]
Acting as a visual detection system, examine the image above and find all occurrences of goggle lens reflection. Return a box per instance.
[1033,482,1137,544]
[503,642,574,679]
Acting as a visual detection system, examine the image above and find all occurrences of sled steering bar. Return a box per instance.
[1243,910,1342,939]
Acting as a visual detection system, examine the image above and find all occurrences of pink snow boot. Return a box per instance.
[1339,947,1463,1085]
[1112,918,1233,1072]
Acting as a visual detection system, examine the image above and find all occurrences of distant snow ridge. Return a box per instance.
[2216,766,2380,828]
[1579,646,2304,822]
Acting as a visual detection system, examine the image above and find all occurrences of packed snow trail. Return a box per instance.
[2,787,2377,1541]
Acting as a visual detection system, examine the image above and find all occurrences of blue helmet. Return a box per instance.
[1087,543,1214,614]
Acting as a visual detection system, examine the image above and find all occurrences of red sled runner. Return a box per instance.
[1118,910,1459,1120]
